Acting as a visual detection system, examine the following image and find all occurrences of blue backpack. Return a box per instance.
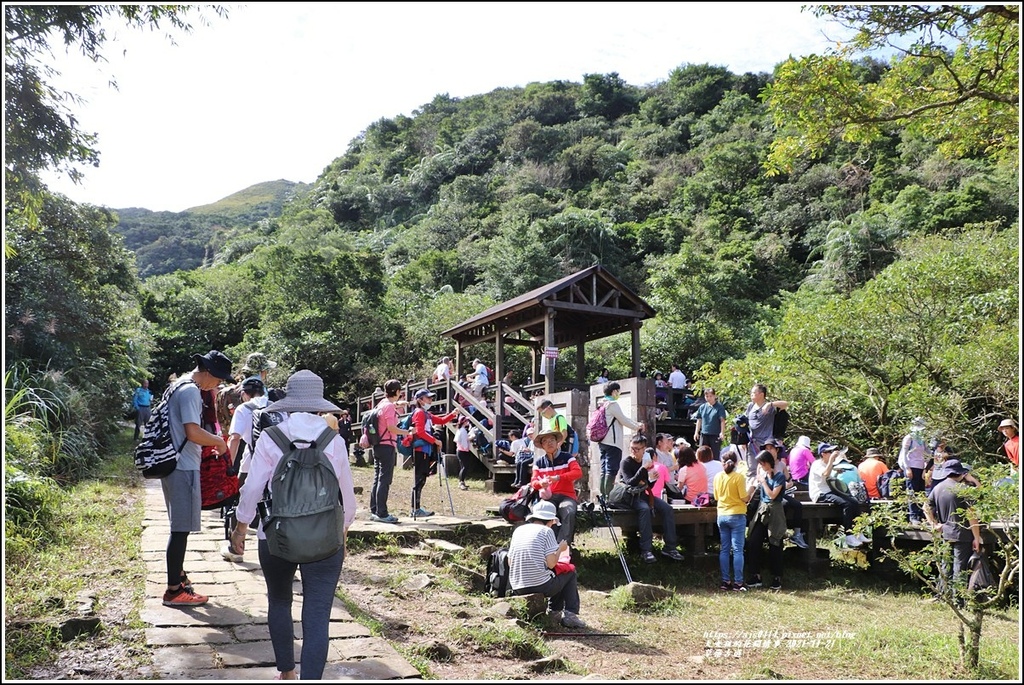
[876,469,906,499]
[396,413,416,457]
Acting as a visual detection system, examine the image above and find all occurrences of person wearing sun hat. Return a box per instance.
[923,457,982,598]
[159,350,233,609]
[229,370,356,681]
[508,500,587,629]
[808,442,868,548]
[897,417,930,523]
[997,418,1018,471]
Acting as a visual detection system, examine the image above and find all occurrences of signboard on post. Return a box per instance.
[542,347,558,376]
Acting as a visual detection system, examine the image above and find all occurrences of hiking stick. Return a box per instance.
[541,631,629,638]
[437,451,456,516]
[597,495,633,584]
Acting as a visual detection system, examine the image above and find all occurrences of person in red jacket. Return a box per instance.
[530,429,583,547]
[405,389,458,518]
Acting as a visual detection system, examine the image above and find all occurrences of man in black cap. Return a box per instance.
[924,459,982,598]
[160,350,233,606]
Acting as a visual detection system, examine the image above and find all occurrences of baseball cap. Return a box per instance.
[413,389,435,400]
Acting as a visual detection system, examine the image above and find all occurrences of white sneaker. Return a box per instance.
[844,534,863,548]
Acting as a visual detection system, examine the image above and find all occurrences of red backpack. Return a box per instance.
[200,445,240,510]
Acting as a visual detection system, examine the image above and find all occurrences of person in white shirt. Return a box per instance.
[454,416,473,490]
[808,442,868,548]
[668,364,687,389]
[433,357,453,383]
[508,500,586,629]
[229,370,356,680]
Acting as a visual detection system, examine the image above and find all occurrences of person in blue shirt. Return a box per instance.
[132,379,153,440]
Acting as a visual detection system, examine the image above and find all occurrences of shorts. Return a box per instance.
[160,468,202,532]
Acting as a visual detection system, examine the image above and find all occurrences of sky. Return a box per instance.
[34,2,861,213]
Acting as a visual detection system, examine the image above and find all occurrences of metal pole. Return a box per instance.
[597,495,633,584]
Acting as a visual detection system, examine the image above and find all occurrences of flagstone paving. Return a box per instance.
[140,480,424,680]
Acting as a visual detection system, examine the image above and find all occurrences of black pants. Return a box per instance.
[456,450,473,484]
[513,459,533,488]
[411,448,435,511]
[746,520,783,582]
[513,569,580,614]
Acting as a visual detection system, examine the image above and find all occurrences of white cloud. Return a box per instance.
[36,2,854,212]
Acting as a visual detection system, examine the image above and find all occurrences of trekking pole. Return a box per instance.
[597,495,633,584]
[437,450,456,516]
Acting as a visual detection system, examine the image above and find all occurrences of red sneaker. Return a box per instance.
[162,585,208,607]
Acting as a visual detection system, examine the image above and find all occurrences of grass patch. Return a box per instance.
[4,431,148,679]
[447,622,550,660]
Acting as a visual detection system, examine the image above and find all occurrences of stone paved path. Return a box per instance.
[140,480,423,680]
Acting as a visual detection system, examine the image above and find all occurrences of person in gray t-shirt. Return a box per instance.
[159,350,233,608]
[744,383,789,458]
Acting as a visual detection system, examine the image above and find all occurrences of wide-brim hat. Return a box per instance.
[193,350,234,381]
[797,435,812,449]
[532,429,563,447]
[864,447,884,459]
[998,418,1017,430]
[242,352,277,373]
[526,500,559,522]
[933,459,971,480]
[910,416,927,430]
[265,370,340,414]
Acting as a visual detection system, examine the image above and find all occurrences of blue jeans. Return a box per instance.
[370,445,396,517]
[718,513,746,583]
[258,539,345,679]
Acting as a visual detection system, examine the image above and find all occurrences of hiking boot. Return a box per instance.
[163,585,209,607]
[844,534,864,548]
[221,540,243,563]
[560,611,587,629]
[747,575,763,588]
[661,548,685,561]
[731,582,747,592]
[411,508,434,518]
[769,577,782,591]
[720,580,732,591]
[641,551,657,564]
[790,530,809,549]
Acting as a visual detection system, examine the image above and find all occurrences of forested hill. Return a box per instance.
[112,179,309,277]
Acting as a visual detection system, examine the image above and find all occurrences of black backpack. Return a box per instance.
[261,425,345,564]
[485,546,511,597]
[134,379,195,479]
[772,408,790,440]
[498,485,538,523]
[877,469,906,499]
[251,405,287,452]
[361,406,383,447]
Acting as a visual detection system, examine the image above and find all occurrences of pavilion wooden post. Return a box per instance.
[543,307,556,395]
[455,344,465,383]
[493,333,504,454]
[631,320,642,378]
[575,339,585,384]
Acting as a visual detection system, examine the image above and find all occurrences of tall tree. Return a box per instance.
[764,5,1019,174]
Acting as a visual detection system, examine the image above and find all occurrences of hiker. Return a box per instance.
[433,356,453,383]
[760,437,807,548]
[161,350,234,607]
[469,358,489,399]
[997,418,1018,471]
[132,378,153,440]
[923,459,982,600]
[858,447,889,500]
[230,370,356,680]
[617,434,686,563]
[693,387,727,459]
[596,381,647,497]
[536,398,568,444]
[336,409,363,467]
[788,435,815,484]
[454,415,473,491]
[698,444,723,484]
[405,388,458,518]
[241,352,277,386]
[508,500,587,629]
[809,443,870,548]
[221,375,268,563]
[531,428,583,547]
[510,427,534,488]
[369,380,412,524]
[652,432,677,473]
[743,383,789,460]
[675,443,708,505]
[745,451,788,591]
[897,417,930,524]
[714,454,756,591]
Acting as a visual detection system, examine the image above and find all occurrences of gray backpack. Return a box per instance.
[262,425,344,564]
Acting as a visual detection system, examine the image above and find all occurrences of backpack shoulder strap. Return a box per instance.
[164,379,196,453]
[264,424,292,453]
[314,426,337,451]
